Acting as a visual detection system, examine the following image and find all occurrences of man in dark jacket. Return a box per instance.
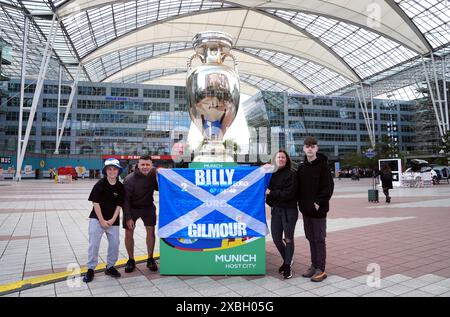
[123,155,159,273]
[296,136,333,282]
[380,164,393,203]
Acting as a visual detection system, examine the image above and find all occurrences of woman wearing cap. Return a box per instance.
[83,158,125,283]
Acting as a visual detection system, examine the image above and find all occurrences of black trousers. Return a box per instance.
[271,207,298,266]
[303,215,327,271]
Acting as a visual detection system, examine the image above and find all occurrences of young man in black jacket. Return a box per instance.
[296,137,333,282]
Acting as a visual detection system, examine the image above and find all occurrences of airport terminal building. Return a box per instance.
[1,79,417,163]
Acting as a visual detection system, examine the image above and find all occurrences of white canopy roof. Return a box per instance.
[1,0,449,94]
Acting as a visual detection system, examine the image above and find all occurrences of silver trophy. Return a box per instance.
[186,31,240,162]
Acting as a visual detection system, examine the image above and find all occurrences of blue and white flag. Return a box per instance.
[158,166,272,239]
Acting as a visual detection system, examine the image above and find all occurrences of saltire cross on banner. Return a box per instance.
[158,166,272,240]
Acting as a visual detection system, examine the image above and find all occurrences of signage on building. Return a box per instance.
[0,157,11,164]
[102,155,176,161]
[365,149,377,158]
[105,97,143,102]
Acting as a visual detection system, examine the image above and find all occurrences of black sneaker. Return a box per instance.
[83,269,94,283]
[278,260,293,275]
[147,257,158,272]
[124,258,136,273]
[283,266,293,279]
[278,264,287,275]
[105,266,121,278]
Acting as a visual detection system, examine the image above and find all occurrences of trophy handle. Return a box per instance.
[222,53,239,76]
[187,53,204,72]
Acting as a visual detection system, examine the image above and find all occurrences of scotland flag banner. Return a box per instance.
[158,166,272,240]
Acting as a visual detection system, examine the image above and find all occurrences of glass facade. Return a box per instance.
[0,80,190,155]
[0,80,417,160]
[242,91,417,159]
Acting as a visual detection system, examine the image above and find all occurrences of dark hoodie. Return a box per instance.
[296,153,333,218]
[123,167,158,220]
[266,166,297,209]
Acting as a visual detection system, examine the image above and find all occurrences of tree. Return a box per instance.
[223,139,240,155]
[375,135,400,159]
[441,131,450,156]
[342,138,408,170]
[341,152,365,168]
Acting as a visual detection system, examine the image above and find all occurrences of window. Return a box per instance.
[288,109,303,117]
[296,109,356,119]
[4,126,35,135]
[312,98,333,106]
[143,89,170,99]
[6,112,35,121]
[42,113,71,122]
[143,131,171,138]
[292,133,357,142]
[400,104,414,111]
[174,103,187,111]
[7,97,32,107]
[336,100,356,108]
[401,125,414,133]
[380,113,398,121]
[77,99,145,110]
[305,121,357,130]
[44,85,72,95]
[8,83,36,93]
[400,114,414,122]
[288,96,309,106]
[78,86,106,96]
[288,120,305,129]
[143,102,170,111]
[402,136,415,143]
[43,99,68,108]
[174,88,186,100]
[359,113,378,120]
[111,87,138,97]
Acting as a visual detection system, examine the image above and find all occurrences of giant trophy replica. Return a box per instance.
[157,32,266,276]
[186,31,240,162]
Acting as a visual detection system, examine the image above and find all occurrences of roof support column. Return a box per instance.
[16,13,58,181]
[431,53,446,134]
[421,56,445,137]
[442,55,449,132]
[15,15,29,181]
[356,83,376,149]
[55,65,81,154]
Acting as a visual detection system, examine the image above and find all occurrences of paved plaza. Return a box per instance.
[1,178,450,297]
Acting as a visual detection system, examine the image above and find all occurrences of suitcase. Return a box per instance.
[368,176,379,203]
[368,189,379,202]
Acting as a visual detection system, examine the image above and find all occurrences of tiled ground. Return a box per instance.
[1,178,450,297]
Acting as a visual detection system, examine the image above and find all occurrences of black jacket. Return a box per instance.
[380,171,393,189]
[123,168,158,220]
[296,153,333,218]
[266,166,297,209]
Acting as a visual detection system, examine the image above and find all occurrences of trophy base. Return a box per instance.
[194,141,234,163]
